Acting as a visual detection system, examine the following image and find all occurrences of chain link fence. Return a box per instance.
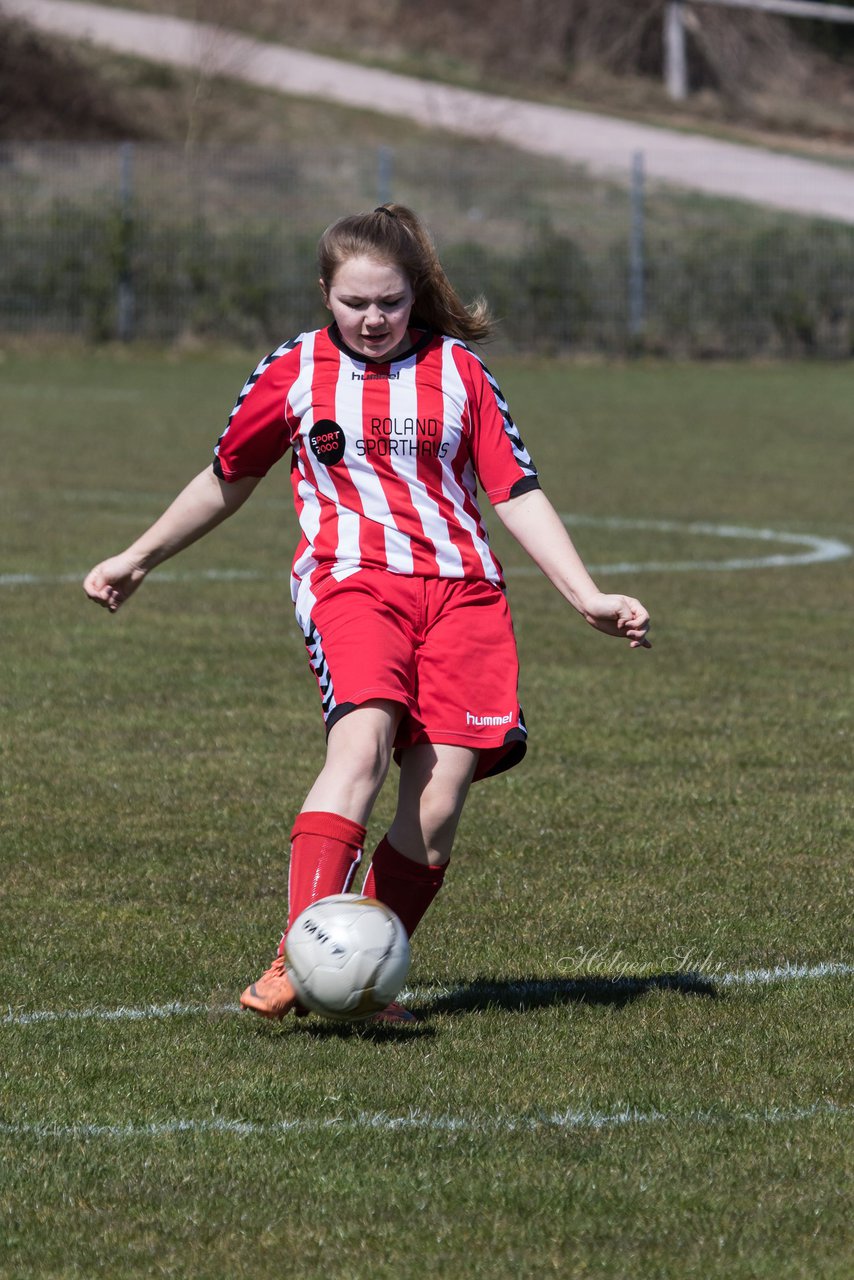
[3,140,854,356]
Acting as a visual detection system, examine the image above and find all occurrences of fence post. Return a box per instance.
[377,145,394,205]
[629,150,646,344]
[116,141,135,342]
[664,1,688,100]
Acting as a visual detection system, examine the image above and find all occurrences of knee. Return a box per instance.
[326,727,392,793]
[391,743,476,866]
[348,736,393,789]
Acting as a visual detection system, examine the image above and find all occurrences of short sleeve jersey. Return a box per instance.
[214,324,539,627]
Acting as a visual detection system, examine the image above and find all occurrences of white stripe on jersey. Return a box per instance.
[289,335,324,627]
[291,480,320,632]
[441,340,501,581]
[387,359,465,578]
[327,423,361,576]
[290,331,361,588]
[334,351,414,577]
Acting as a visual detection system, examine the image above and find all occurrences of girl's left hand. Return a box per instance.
[581,593,651,648]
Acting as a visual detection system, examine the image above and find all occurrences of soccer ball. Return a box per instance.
[284,894,411,1021]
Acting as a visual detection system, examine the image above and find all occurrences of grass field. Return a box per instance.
[1,349,852,1278]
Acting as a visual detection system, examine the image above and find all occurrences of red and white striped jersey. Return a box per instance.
[214,324,539,628]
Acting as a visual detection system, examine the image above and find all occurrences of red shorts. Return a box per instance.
[302,569,526,782]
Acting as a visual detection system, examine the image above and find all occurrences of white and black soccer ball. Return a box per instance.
[284,894,411,1021]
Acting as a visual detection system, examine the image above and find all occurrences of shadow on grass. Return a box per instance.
[247,972,717,1037]
[298,1019,435,1042]
[415,971,719,1017]
[250,1013,435,1042]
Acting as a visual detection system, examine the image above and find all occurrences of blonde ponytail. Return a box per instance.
[317,204,493,344]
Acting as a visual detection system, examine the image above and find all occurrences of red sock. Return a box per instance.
[362,835,448,939]
[280,811,367,951]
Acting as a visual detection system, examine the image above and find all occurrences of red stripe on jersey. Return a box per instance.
[455,392,500,576]
[439,347,500,578]
[294,343,339,575]
[361,362,440,577]
[308,332,370,571]
[291,443,335,602]
[322,333,398,574]
[412,342,476,575]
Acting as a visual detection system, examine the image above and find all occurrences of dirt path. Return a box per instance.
[12,0,854,224]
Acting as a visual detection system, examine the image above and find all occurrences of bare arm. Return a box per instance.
[493,487,651,648]
[83,465,262,612]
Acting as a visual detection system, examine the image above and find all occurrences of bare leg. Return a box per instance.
[300,699,404,825]
[388,743,479,866]
[361,743,478,939]
[241,700,408,1021]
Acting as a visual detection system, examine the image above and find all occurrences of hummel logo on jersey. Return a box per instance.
[309,420,346,465]
[466,711,513,726]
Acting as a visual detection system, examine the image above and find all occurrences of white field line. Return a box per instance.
[2,517,850,587]
[717,961,854,986]
[3,961,852,1030]
[1,1000,236,1028]
[404,961,854,1005]
[563,516,852,575]
[0,1101,850,1143]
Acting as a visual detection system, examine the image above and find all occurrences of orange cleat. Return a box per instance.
[368,1001,417,1025]
[241,957,416,1025]
[239,954,301,1020]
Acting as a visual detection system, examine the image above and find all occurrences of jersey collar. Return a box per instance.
[327,323,434,366]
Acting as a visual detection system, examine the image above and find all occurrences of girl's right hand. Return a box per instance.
[83,554,147,612]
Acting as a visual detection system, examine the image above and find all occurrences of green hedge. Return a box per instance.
[3,200,854,356]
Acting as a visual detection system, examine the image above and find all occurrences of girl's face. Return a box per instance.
[321,255,415,362]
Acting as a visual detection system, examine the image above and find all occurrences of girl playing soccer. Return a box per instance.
[84,204,650,1024]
